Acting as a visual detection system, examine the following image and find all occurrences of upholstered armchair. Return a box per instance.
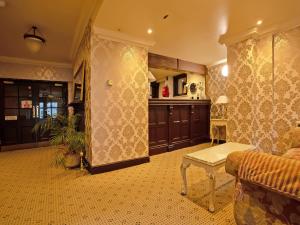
[225,128,300,225]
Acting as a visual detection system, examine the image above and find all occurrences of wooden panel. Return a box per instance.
[149,99,210,155]
[148,105,169,155]
[148,53,178,70]
[178,59,207,74]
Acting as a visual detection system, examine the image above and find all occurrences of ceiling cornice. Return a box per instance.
[93,26,156,48]
[0,56,72,69]
[219,17,300,46]
[69,0,104,61]
[208,58,227,68]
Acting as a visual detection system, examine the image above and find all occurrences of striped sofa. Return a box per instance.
[225,128,300,225]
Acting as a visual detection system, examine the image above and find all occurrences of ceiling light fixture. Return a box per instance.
[256,20,263,26]
[147,28,153,34]
[221,64,229,77]
[23,26,46,53]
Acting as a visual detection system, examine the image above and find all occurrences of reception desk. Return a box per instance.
[149,99,211,155]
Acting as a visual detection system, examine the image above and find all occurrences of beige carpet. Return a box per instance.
[0,143,236,225]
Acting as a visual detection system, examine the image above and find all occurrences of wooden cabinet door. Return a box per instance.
[149,105,169,155]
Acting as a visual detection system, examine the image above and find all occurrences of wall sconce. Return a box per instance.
[221,64,229,77]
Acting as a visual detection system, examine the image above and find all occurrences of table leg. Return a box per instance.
[208,173,216,212]
[180,162,191,195]
[210,125,214,146]
[217,127,220,144]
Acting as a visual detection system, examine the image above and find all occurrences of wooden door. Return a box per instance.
[0,79,68,147]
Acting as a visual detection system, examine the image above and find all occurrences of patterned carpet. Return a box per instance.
[0,143,236,225]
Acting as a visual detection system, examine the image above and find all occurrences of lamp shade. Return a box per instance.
[148,71,156,82]
[25,37,43,53]
[215,95,229,104]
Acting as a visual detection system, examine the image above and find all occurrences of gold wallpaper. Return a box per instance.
[273,27,300,153]
[220,26,300,154]
[227,39,256,146]
[0,61,72,82]
[73,22,92,162]
[90,31,149,166]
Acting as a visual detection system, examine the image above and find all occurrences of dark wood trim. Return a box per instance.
[149,144,168,156]
[0,141,50,152]
[178,59,207,75]
[148,53,178,70]
[85,157,150,174]
[149,99,211,106]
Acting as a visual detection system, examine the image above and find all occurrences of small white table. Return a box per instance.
[180,142,255,212]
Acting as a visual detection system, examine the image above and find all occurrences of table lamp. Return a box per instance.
[215,95,229,118]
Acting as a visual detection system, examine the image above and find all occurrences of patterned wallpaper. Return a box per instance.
[73,21,92,162]
[227,39,256,146]
[207,62,227,118]
[0,61,72,81]
[222,26,300,154]
[273,27,300,153]
[89,31,149,166]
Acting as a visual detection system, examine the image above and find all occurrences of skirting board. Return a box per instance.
[84,157,150,174]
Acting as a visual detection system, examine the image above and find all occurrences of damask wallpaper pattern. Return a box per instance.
[273,27,300,153]
[224,26,300,154]
[0,61,72,82]
[227,39,256,146]
[90,31,149,166]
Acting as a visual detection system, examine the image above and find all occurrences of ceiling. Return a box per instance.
[0,0,299,65]
[0,0,102,64]
[95,0,300,65]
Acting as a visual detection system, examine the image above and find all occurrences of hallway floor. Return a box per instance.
[0,143,236,225]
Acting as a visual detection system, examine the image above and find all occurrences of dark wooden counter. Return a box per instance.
[149,99,211,155]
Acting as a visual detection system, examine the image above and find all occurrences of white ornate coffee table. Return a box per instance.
[180,142,255,212]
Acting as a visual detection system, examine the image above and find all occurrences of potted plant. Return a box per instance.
[33,114,85,168]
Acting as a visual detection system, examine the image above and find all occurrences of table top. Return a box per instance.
[184,142,255,166]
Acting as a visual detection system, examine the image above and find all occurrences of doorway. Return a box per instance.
[0,79,68,149]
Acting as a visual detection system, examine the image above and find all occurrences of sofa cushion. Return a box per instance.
[238,151,300,201]
[282,148,300,160]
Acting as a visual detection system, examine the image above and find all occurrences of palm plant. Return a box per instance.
[33,114,85,166]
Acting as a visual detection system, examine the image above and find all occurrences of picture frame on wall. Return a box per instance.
[73,61,85,102]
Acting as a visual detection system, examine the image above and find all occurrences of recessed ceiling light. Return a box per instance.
[147,28,153,34]
[256,20,263,26]
[0,0,6,7]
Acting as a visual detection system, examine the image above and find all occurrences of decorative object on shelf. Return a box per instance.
[23,26,46,53]
[215,95,229,119]
[189,83,197,94]
[162,77,170,97]
[197,81,205,99]
[173,73,187,96]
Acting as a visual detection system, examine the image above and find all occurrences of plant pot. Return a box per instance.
[64,153,81,168]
